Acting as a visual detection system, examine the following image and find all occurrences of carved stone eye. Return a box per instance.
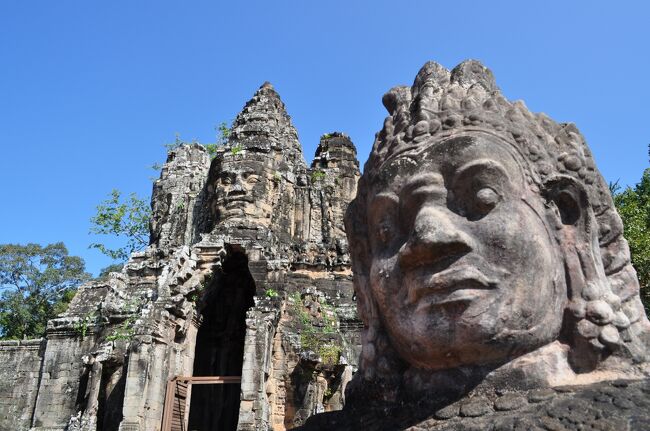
[247,175,260,184]
[475,187,499,213]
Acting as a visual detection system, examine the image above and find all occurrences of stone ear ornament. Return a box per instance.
[543,175,627,370]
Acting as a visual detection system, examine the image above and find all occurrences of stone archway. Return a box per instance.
[187,249,256,431]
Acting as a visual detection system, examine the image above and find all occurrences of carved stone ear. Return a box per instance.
[543,175,623,371]
[543,175,589,230]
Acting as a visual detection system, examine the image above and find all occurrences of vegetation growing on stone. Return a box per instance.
[310,170,326,183]
[290,291,342,365]
[230,144,243,155]
[265,288,279,298]
[106,298,142,342]
[73,312,97,339]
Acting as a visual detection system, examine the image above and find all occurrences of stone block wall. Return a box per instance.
[31,333,98,429]
[0,339,45,431]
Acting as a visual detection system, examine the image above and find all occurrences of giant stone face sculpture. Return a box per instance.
[344,60,650,396]
[206,81,304,231]
[211,156,274,223]
[366,134,564,370]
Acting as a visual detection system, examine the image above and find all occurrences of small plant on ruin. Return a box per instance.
[320,304,337,334]
[189,275,210,302]
[164,133,185,153]
[73,312,98,339]
[290,292,312,326]
[310,170,326,183]
[231,144,243,155]
[292,292,342,365]
[273,171,282,183]
[265,288,279,298]
[320,133,332,140]
[204,143,218,159]
[105,298,143,342]
[106,314,137,342]
[318,343,341,365]
[300,328,341,365]
[176,201,185,212]
[216,122,231,145]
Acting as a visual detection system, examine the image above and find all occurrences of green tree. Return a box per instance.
[0,243,90,339]
[612,168,650,312]
[89,189,151,262]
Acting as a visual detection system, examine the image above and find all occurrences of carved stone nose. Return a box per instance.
[399,206,474,270]
[228,184,245,196]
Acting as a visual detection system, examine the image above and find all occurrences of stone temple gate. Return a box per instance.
[0,82,362,431]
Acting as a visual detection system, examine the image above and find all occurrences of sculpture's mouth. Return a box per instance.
[220,196,254,206]
[405,260,503,307]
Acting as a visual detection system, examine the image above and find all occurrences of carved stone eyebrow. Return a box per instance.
[451,159,511,185]
[399,172,445,201]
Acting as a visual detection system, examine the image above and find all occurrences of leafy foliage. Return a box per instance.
[106,314,137,342]
[291,292,342,365]
[89,189,151,262]
[105,298,143,342]
[73,312,97,339]
[204,143,218,159]
[216,122,230,145]
[0,243,90,339]
[310,170,326,183]
[612,167,650,312]
[231,144,243,155]
[164,133,185,153]
[204,122,231,159]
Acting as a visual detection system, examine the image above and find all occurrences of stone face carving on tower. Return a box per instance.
[207,82,304,233]
[299,60,650,430]
[0,83,362,431]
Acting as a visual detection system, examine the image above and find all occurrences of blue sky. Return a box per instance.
[1,1,649,276]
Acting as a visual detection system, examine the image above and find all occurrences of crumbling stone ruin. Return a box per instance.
[0,82,361,431]
[299,60,650,430]
[4,60,650,431]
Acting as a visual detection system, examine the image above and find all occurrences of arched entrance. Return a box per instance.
[187,249,256,430]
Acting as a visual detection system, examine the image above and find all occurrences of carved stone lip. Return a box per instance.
[406,263,499,306]
[221,196,254,205]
